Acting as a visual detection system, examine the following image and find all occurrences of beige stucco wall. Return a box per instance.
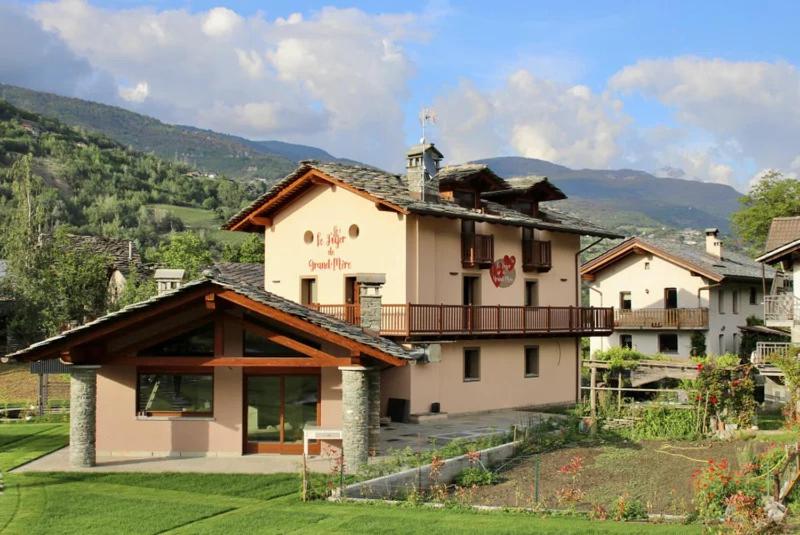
[96,365,244,456]
[408,216,580,306]
[379,338,577,416]
[587,252,764,358]
[263,183,407,304]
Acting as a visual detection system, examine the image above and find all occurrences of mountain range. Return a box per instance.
[0,83,742,234]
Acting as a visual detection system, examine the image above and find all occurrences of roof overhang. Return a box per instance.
[755,238,800,265]
[481,179,567,202]
[580,238,723,282]
[224,166,408,232]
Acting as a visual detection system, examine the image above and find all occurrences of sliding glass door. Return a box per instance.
[245,374,320,454]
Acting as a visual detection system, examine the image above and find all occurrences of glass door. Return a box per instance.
[245,374,319,454]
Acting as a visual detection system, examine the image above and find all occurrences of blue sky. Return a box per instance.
[5,1,800,189]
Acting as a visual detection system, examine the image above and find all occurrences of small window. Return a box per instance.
[301,278,317,305]
[644,262,650,270]
[732,333,739,354]
[463,348,480,382]
[732,289,739,314]
[454,190,478,209]
[658,333,679,354]
[524,346,539,377]
[348,224,359,238]
[303,230,314,244]
[749,287,758,305]
[620,334,633,349]
[718,290,725,314]
[718,333,725,354]
[524,280,539,307]
[137,373,213,416]
[620,291,632,310]
[664,288,678,309]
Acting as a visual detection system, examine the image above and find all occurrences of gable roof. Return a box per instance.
[436,163,509,191]
[224,160,621,239]
[581,237,772,282]
[481,175,567,203]
[68,234,142,274]
[5,268,413,364]
[756,217,800,264]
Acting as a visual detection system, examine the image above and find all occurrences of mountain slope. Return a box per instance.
[0,84,351,180]
[475,156,742,233]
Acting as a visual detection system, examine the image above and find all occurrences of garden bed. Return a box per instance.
[463,436,779,516]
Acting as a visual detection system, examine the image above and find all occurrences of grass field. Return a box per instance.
[0,424,699,534]
[0,364,69,406]
[148,204,247,245]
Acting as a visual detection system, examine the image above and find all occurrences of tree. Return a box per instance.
[1,156,110,344]
[221,233,263,264]
[731,170,800,253]
[149,231,213,279]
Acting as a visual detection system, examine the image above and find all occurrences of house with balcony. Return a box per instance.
[753,217,800,402]
[581,230,770,359]
[4,142,618,471]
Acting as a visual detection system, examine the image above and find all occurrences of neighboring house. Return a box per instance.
[581,230,770,359]
[67,234,143,304]
[753,217,800,378]
[5,143,618,470]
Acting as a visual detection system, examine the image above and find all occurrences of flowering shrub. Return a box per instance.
[612,493,648,521]
[694,360,756,429]
[555,456,585,507]
[692,459,763,520]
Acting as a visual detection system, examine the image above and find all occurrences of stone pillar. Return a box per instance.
[367,368,381,456]
[340,365,369,472]
[357,273,386,333]
[69,365,100,468]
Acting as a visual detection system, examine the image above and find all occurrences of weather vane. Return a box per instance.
[419,107,437,144]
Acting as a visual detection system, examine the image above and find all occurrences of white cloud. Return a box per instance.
[434,70,627,168]
[30,1,419,168]
[118,80,149,102]
[202,7,241,37]
[610,57,800,187]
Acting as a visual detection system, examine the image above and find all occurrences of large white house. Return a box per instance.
[581,229,770,359]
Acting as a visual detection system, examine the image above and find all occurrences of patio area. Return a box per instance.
[13,408,559,474]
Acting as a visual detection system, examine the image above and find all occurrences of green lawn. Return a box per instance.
[0,425,701,534]
[147,204,247,245]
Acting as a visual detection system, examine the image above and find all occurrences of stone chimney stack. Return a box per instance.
[705,228,723,259]
[406,143,443,202]
[356,273,386,334]
[154,268,185,295]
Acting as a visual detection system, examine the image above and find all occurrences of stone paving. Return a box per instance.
[14,409,560,474]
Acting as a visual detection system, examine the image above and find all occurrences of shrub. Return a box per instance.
[624,405,699,441]
[592,347,647,371]
[455,466,498,487]
[612,493,648,521]
[692,459,763,520]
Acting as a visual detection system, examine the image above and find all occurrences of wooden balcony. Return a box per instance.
[522,239,552,272]
[614,307,708,330]
[461,233,494,268]
[764,295,799,325]
[309,303,614,339]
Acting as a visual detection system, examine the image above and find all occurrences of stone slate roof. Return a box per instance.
[764,217,800,254]
[482,175,567,202]
[68,234,142,274]
[224,160,621,239]
[213,262,263,287]
[645,238,772,281]
[5,271,413,362]
[435,163,508,189]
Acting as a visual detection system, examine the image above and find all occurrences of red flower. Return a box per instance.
[710,395,718,405]
[697,363,704,371]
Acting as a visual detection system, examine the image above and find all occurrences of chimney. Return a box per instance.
[705,228,722,259]
[154,268,186,295]
[406,143,442,202]
[356,273,386,334]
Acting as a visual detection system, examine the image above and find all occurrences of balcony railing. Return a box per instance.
[309,303,614,338]
[752,342,797,366]
[461,233,494,268]
[522,239,552,272]
[764,295,800,323]
[614,307,708,329]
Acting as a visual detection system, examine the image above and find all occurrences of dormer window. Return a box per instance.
[453,190,479,209]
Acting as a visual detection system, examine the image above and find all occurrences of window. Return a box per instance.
[718,333,725,354]
[749,287,758,305]
[463,276,480,306]
[137,372,213,416]
[732,289,739,314]
[732,333,739,354]
[664,288,678,309]
[524,280,539,307]
[300,277,317,305]
[620,334,633,349]
[619,291,632,310]
[644,261,651,270]
[463,348,480,381]
[718,289,725,314]
[454,190,478,209]
[524,346,539,377]
[138,324,214,356]
[658,333,679,353]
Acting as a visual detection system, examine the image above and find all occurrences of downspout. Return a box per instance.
[588,286,605,352]
[697,282,721,308]
[575,237,604,403]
